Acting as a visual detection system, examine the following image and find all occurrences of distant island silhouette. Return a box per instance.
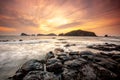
[21,29,97,36]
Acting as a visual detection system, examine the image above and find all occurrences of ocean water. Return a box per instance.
[0,35,120,80]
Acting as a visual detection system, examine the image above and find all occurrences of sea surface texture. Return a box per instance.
[0,36,120,80]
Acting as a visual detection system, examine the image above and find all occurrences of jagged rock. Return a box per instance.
[79,63,117,80]
[46,58,63,74]
[80,51,94,56]
[11,59,44,80]
[21,59,44,71]
[10,50,120,80]
[63,62,117,80]
[54,48,64,53]
[23,71,57,80]
[62,69,78,80]
[68,52,80,59]
[64,59,87,70]
[99,52,114,57]
[69,52,79,56]
[19,39,23,41]
[45,51,55,60]
[64,44,76,47]
[57,53,71,64]
[20,33,29,36]
[88,43,120,51]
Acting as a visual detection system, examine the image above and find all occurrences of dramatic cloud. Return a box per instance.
[0,0,120,35]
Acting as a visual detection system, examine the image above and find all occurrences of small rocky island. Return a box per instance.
[59,30,97,36]
[21,33,57,36]
[9,43,120,80]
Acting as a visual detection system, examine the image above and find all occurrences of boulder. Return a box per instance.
[23,71,57,80]
[11,59,44,80]
[64,59,87,70]
[46,58,63,74]
[54,48,64,53]
[45,51,55,60]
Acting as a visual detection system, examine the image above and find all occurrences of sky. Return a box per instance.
[0,0,120,36]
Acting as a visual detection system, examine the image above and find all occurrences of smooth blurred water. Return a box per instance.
[0,36,120,80]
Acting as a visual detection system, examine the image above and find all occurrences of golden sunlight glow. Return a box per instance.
[47,17,69,26]
[0,0,119,35]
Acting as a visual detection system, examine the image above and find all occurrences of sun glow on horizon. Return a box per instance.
[0,0,120,36]
[47,17,69,26]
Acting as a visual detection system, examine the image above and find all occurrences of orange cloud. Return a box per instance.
[0,26,16,32]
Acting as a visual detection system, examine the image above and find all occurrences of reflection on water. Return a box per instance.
[0,36,120,80]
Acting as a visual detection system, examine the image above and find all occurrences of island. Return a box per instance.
[59,30,97,36]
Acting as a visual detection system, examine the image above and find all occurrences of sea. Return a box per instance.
[0,35,120,80]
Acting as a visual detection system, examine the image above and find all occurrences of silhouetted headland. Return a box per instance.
[59,30,97,36]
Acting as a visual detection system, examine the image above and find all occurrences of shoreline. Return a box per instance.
[0,37,119,80]
[9,43,120,80]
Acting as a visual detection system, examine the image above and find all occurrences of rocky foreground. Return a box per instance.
[9,44,120,80]
[87,43,120,51]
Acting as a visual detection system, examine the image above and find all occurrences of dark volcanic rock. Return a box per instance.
[57,54,71,64]
[87,43,120,51]
[10,59,44,80]
[45,51,55,60]
[54,48,64,53]
[20,33,29,36]
[59,29,97,36]
[46,58,63,74]
[21,59,44,71]
[63,62,117,80]
[10,50,120,80]
[23,71,57,80]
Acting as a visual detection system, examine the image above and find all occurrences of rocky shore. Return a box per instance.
[87,43,120,51]
[9,46,120,80]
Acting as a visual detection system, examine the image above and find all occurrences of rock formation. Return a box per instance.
[9,50,120,80]
[59,30,97,36]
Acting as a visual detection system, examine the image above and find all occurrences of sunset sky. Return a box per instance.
[0,0,120,36]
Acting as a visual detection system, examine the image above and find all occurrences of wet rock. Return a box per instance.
[54,48,64,53]
[99,52,114,57]
[10,50,120,80]
[112,54,120,60]
[57,54,71,64]
[45,51,55,60]
[46,58,63,74]
[64,44,70,47]
[112,54,120,63]
[19,39,23,41]
[93,57,119,74]
[88,43,120,51]
[63,62,118,80]
[80,51,94,56]
[64,44,76,47]
[78,63,117,80]
[21,59,44,71]
[68,52,80,59]
[64,59,87,70]
[79,51,95,61]
[69,52,79,56]
[23,71,57,80]
[11,59,44,80]
[0,40,9,42]
[62,69,78,80]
